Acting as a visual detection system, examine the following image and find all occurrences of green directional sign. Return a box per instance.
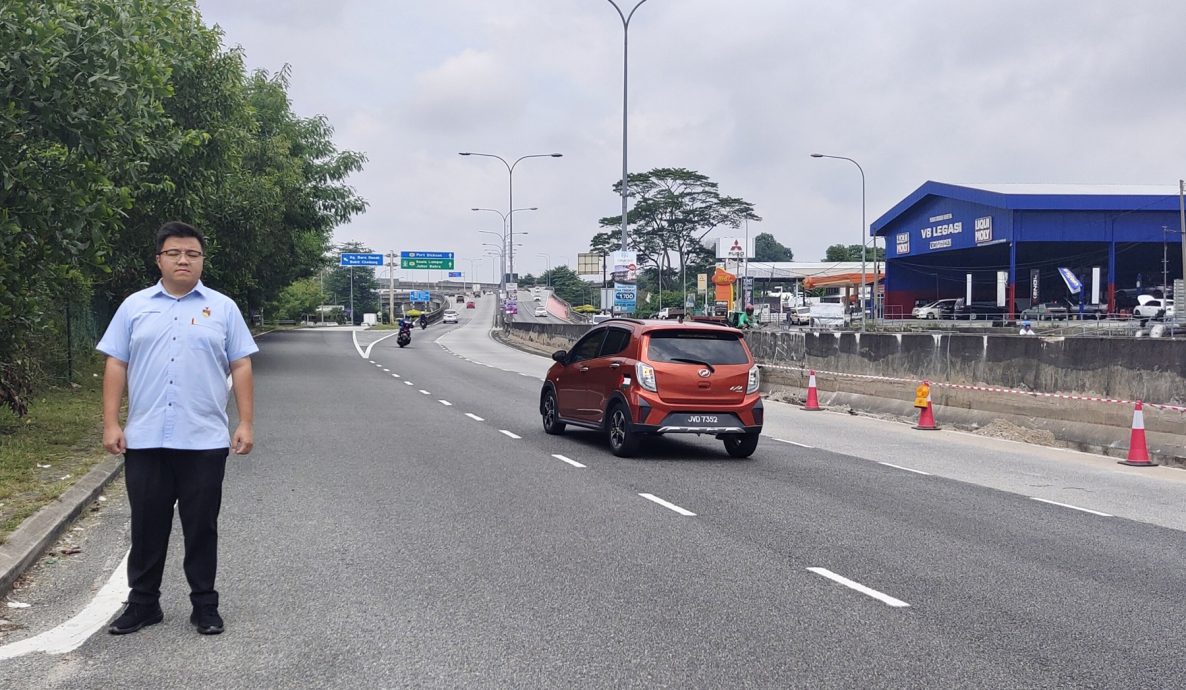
[401,257,454,270]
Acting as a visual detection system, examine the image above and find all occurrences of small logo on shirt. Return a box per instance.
[201,307,211,318]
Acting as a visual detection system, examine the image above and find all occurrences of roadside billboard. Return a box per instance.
[611,250,637,313]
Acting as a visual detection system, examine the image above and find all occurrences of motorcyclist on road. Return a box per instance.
[736,304,756,329]
[418,314,428,329]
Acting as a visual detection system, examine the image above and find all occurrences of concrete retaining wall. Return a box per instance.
[507,322,1186,465]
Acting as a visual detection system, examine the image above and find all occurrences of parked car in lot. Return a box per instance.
[442,309,458,324]
[912,299,960,319]
[787,305,813,325]
[1020,302,1069,321]
[1133,298,1173,320]
[539,319,763,458]
[1061,298,1108,319]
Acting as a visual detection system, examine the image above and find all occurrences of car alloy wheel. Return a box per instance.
[607,404,639,457]
[542,390,565,435]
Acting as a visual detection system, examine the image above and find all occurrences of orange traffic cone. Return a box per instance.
[1118,400,1157,467]
[803,370,821,411]
[913,383,940,430]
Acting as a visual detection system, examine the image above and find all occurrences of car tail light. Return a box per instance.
[747,365,760,394]
[635,362,657,392]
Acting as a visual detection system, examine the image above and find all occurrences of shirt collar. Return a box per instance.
[151,279,206,300]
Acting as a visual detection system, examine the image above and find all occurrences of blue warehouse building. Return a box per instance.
[871,182,1184,318]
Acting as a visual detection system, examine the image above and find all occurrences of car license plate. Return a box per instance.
[662,412,742,428]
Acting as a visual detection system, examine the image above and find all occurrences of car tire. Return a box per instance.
[927,313,937,320]
[606,403,640,457]
[541,390,566,435]
[723,432,760,459]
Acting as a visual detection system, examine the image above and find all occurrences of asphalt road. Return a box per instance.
[3,294,1186,688]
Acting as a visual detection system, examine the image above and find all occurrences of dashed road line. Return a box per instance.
[391,373,400,378]
[419,389,431,395]
[466,413,485,422]
[879,462,932,476]
[638,493,696,516]
[404,381,414,386]
[382,368,390,372]
[807,568,910,608]
[1030,497,1112,517]
[499,430,522,439]
[773,438,813,449]
[552,454,585,468]
[439,400,453,406]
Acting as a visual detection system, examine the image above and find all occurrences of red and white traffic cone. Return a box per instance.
[913,392,940,430]
[803,370,821,411]
[1118,400,1157,467]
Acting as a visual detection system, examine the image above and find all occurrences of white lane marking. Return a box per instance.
[466,413,485,422]
[419,389,431,395]
[552,454,586,468]
[0,550,130,659]
[878,462,932,476]
[638,493,696,516]
[499,430,521,439]
[391,373,400,378]
[382,368,390,372]
[404,381,414,386]
[353,330,400,359]
[773,438,813,449]
[439,400,453,406]
[807,568,910,608]
[1030,497,1112,517]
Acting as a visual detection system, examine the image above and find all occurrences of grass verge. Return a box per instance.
[0,361,110,544]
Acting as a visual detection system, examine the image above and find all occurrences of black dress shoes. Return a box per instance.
[190,604,224,635]
[108,602,164,635]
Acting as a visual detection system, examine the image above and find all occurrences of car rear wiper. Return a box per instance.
[670,357,714,373]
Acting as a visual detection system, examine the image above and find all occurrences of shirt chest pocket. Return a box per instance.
[188,322,224,350]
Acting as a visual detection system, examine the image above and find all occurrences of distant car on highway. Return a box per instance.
[466,301,476,309]
[456,295,465,303]
[539,319,763,458]
[442,309,458,324]
[534,306,548,317]
[590,313,613,324]
[1020,302,1069,321]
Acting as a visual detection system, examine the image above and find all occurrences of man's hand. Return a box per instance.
[232,422,254,455]
[103,425,126,455]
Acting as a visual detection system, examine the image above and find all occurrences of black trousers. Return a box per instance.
[124,448,228,607]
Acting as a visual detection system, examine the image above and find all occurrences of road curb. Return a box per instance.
[0,455,124,597]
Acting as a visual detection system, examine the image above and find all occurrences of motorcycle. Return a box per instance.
[418,316,427,329]
[397,322,412,348]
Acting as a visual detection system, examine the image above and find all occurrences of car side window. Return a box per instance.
[598,327,632,358]
[568,330,607,363]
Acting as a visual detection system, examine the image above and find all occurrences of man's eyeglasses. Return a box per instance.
[157,250,205,260]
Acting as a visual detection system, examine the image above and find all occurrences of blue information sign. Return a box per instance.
[339,253,384,266]
[448,271,463,278]
[409,290,431,302]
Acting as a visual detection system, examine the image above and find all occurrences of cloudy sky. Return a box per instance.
[195,0,1186,280]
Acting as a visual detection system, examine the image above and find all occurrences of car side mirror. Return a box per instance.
[552,350,568,363]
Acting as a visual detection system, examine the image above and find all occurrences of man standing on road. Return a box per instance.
[97,221,258,636]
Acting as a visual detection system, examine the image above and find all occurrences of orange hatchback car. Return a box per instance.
[539,318,763,457]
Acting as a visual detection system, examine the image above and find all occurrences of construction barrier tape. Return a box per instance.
[757,362,1186,413]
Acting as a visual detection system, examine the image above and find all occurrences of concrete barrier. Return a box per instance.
[507,322,1186,466]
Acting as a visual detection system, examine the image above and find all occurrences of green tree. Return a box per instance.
[598,168,759,308]
[538,266,589,307]
[268,276,323,321]
[754,232,793,261]
[823,244,885,262]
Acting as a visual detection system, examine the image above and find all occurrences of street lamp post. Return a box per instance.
[605,0,650,251]
[459,152,561,286]
[537,253,551,287]
[811,153,867,332]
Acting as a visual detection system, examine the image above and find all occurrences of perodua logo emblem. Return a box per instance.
[698,369,711,378]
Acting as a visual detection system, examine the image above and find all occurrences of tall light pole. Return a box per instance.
[811,153,867,332]
[605,0,649,250]
[537,253,552,287]
[459,152,561,286]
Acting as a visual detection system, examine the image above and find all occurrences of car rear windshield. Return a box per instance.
[646,330,749,365]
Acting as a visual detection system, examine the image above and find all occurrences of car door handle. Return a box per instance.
[579,366,589,373]
[609,362,621,369]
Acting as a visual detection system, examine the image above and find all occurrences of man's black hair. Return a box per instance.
[155,221,206,252]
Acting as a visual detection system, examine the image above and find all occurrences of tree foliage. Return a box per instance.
[0,0,367,414]
[754,232,793,262]
[598,168,758,306]
[823,244,886,262]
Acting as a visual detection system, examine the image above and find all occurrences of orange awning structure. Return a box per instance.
[803,272,883,289]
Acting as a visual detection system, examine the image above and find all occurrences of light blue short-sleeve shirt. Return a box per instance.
[96,280,259,450]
